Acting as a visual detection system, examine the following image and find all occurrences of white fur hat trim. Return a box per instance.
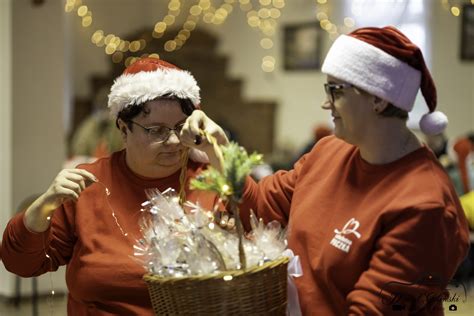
[322,35,422,111]
[108,68,200,118]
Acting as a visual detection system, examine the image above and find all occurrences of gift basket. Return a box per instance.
[133,140,298,315]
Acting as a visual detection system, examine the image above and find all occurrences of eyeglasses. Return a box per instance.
[129,121,185,143]
[324,83,354,103]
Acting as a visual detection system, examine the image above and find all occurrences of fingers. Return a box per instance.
[206,125,229,146]
[226,217,235,230]
[44,168,98,207]
[54,187,80,202]
[70,169,98,185]
[63,169,97,190]
[181,110,228,148]
[180,110,204,147]
[61,178,83,192]
[217,212,236,231]
[219,213,228,227]
[43,183,80,208]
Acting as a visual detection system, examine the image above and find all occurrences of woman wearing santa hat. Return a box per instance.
[184,26,470,315]
[1,58,226,315]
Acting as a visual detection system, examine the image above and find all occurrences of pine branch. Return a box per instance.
[190,142,263,200]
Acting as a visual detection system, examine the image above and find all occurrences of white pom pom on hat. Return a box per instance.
[419,111,448,135]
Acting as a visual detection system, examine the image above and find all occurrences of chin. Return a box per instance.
[156,159,181,167]
[156,155,182,167]
[152,161,180,176]
[156,150,181,162]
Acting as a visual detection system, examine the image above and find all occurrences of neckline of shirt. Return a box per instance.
[354,145,430,174]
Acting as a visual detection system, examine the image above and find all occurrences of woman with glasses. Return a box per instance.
[184,26,470,315]
[1,58,225,315]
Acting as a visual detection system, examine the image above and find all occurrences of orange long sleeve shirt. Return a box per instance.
[242,136,470,315]
[1,150,218,315]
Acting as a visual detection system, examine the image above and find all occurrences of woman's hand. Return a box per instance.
[181,110,229,170]
[24,169,97,233]
[215,211,236,231]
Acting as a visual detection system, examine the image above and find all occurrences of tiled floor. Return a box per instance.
[1,287,473,315]
[0,294,67,316]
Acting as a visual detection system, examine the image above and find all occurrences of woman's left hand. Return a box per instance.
[215,211,236,231]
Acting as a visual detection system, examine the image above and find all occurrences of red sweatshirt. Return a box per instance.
[242,136,470,315]
[1,149,218,315]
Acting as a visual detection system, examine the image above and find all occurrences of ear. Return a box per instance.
[117,119,128,138]
[371,96,389,114]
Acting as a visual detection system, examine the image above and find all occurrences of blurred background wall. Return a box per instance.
[0,0,473,297]
[0,0,13,298]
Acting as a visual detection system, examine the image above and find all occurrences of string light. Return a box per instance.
[68,0,181,65]
[262,55,275,72]
[443,0,472,17]
[112,52,124,63]
[66,0,286,70]
[451,6,461,16]
[65,1,75,12]
[260,38,273,49]
[71,0,378,70]
[344,17,355,28]
[239,1,285,72]
[314,0,358,41]
[164,1,206,53]
[77,5,88,17]
[125,56,138,67]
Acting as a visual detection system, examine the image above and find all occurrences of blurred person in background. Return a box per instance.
[423,132,448,160]
[69,85,124,159]
[451,132,474,195]
[290,123,333,167]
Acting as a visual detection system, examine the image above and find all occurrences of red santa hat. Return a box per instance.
[108,57,200,118]
[321,26,448,135]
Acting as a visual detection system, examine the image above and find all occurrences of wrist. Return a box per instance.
[24,194,56,233]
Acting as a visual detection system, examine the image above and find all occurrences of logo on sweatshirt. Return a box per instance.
[329,218,361,253]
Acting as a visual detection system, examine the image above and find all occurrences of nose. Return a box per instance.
[321,100,332,110]
[165,130,180,145]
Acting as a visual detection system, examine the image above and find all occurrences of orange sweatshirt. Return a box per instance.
[242,136,470,315]
[1,150,218,315]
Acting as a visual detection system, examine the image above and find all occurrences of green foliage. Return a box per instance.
[190,142,263,201]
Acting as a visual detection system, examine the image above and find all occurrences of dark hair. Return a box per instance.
[353,86,408,120]
[115,94,195,130]
[379,103,408,119]
[467,132,474,144]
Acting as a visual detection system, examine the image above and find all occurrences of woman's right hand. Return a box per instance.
[24,169,97,233]
[180,110,229,171]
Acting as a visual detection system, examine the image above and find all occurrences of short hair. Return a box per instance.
[115,94,195,130]
[354,87,408,120]
[467,132,474,144]
[379,103,409,119]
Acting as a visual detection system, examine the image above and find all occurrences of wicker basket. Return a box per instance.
[143,256,289,315]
